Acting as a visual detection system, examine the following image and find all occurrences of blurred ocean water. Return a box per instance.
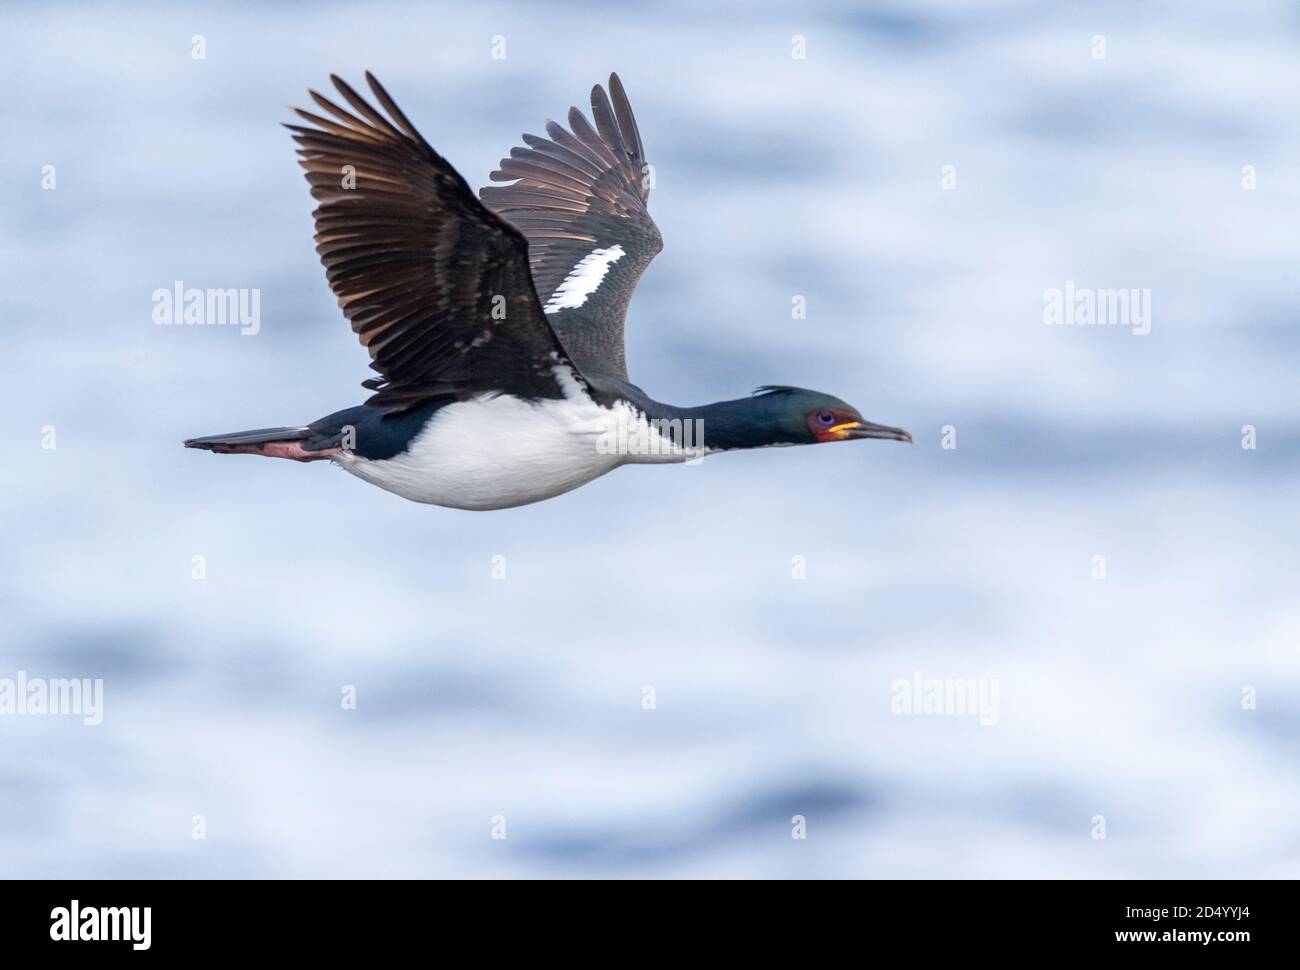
[1,0,1298,877]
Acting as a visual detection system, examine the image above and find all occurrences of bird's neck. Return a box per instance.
[583,374,799,452]
[639,394,793,452]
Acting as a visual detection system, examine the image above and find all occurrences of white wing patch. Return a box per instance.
[543,245,625,314]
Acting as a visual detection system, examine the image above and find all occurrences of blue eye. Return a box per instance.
[817,411,835,426]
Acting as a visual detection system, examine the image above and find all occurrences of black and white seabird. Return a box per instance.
[185,72,911,510]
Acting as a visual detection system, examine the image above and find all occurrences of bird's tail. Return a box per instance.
[184,426,338,462]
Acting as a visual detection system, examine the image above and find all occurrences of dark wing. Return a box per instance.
[287,72,586,412]
[480,73,662,382]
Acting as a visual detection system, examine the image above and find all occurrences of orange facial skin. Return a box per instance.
[808,408,864,442]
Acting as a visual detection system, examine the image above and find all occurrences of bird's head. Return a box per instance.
[750,386,912,446]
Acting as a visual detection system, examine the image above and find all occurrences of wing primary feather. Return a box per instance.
[520,133,605,178]
[608,73,645,163]
[566,107,620,167]
[589,84,627,157]
[328,74,405,140]
[308,89,375,131]
[363,71,430,147]
[545,120,608,169]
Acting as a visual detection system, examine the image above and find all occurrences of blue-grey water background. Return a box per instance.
[2,0,1298,878]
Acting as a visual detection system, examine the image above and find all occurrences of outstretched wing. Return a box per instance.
[480,73,662,382]
[288,72,586,412]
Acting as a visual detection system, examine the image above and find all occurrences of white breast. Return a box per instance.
[332,380,697,510]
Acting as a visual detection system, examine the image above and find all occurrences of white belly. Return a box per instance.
[333,390,695,510]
